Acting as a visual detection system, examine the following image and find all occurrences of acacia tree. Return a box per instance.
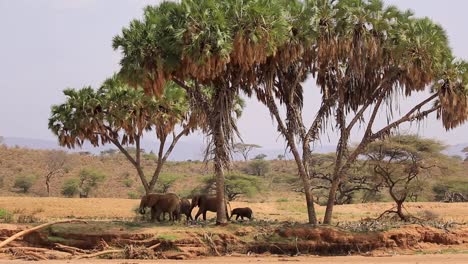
[365,135,445,221]
[293,153,379,205]
[233,143,261,161]
[49,75,197,195]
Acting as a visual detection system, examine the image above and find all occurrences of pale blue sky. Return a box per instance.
[0,0,467,149]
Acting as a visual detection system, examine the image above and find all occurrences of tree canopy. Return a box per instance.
[49,75,201,194]
[110,0,468,225]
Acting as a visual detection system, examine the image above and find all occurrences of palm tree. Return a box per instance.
[113,0,292,224]
[49,75,198,195]
[315,0,468,224]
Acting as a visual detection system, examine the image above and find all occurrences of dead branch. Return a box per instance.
[0,220,87,249]
[26,251,48,260]
[0,247,49,253]
[75,249,122,259]
[54,243,91,254]
[148,242,161,250]
[203,233,220,256]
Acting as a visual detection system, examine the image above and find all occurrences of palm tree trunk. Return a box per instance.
[214,119,228,225]
[323,176,340,224]
[287,134,317,225]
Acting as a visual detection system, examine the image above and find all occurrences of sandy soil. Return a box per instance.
[0,197,466,222]
[1,255,468,264]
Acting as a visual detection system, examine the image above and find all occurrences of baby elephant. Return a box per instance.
[230,207,253,220]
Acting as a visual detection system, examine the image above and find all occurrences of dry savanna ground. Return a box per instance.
[0,197,467,222]
[1,195,468,263]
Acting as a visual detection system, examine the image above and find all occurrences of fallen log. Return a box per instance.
[0,219,87,249]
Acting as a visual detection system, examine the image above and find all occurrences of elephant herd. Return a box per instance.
[138,193,253,222]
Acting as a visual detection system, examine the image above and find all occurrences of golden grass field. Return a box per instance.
[1,196,467,223]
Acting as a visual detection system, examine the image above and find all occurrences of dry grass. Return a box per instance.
[0,197,466,223]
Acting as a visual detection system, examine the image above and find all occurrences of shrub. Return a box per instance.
[123,178,134,188]
[253,154,267,160]
[0,208,13,223]
[128,191,140,199]
[61,178,79,197]
[154,174,178,193]
[246,160,270,176]
[13,175,37,193]
[201,173,261,201]
[78,168,106,197]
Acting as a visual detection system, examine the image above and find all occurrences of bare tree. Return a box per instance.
[44,150,68,196]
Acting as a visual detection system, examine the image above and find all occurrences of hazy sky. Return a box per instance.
[0,0,467,150]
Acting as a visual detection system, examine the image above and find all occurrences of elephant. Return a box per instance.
[230,207,253,220]
[179,198,193,221]
[191,194,229,221]
[139,193,180,222]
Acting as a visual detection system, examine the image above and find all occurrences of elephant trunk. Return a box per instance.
[139,207,146,215]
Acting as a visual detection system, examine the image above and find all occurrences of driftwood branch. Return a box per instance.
[75,249,122,259]
[0,220,87,249]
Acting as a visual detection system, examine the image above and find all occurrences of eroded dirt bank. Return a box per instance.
[1,254,468,264]
[0,222,467,260]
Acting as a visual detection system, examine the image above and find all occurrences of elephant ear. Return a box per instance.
[139,195,148,208]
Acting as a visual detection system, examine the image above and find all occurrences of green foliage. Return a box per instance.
[154,173,179,193]
[246,160,270,176]
[432,180,468,201]
[127,191,140,199]
[78,168,106,197]
[233,143,261,161]
[13,174,37,193]
[61,178,79,197]
[202,173,261,201]
[143,151,157,160]
[0,208,13,223]
[253,154,267,160]
[123,178,134,188]
[276,198,288,203]
[100,149,118,156]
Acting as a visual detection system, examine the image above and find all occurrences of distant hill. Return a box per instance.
[1,136,337,161]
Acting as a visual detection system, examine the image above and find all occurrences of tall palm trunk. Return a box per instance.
[288,140,317,225]
[213,109,228,225]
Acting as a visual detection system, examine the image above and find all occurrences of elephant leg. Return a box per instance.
[155,209,163,222]
[194,209,203,220]
[203,211,207,221]
[236,215,240,220]
[150,207,156,222]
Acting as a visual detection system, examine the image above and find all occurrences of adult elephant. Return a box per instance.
[139,193,180,222]
[191,194,229,221]
[179,198,193,221]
